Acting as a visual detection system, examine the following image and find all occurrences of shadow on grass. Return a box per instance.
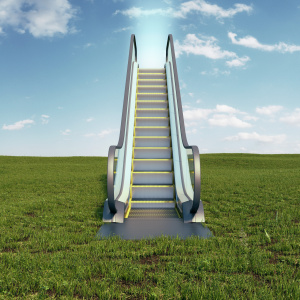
[95,173,107,221]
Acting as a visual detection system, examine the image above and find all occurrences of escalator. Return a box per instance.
[98,35,211,239]
[128,68,176,219]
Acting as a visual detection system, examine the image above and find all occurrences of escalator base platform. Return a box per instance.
[97,218,212,240]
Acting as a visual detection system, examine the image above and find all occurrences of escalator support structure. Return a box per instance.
[99,34,211,239]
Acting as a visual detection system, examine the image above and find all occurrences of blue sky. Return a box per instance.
[0,0,300,156]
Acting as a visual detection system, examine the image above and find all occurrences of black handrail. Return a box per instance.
[107,34,137,214]
[166,34,201,214]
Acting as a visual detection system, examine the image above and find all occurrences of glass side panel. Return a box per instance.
[167,60,194,200]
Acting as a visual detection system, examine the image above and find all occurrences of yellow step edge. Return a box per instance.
[134,147,171,149]
[135,126,170,128]
[137,100,167,102]
[132,185,174,187]
[133,158,172,161]
[135,116,169,118]
[134,136,170,138]
[138,79,166,81]
[132,171,173,173]
[137,85,167,87]
[136,108,168,110]
[137,99,168,104]
[137,93,167,95]
[116,172,173,176]
[138,73,166,75]
[124,201,132,218]
[131,202,174,204]
[138,87,166,89]
[138,70,165,72]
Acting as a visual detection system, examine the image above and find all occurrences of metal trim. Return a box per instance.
[166,34,201,214]
[107,34,137,214]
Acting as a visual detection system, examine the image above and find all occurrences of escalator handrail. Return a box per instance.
[107,34,137,214]
[166,34,200,214]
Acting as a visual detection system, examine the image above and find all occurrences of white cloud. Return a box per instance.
[280,108,300,126]
[41,114,50,124]
[98,129,118,138]
[184,108,213,120]
[226,56,250,67]
[215,104,240,114]
[114,26,132,33]
[180,23,197,31]
[183,104,248,124]
[188,92,194,97]
[208,114,251,128]
[229,32,300,53]
[201,68,231,76]
[113,1,252,20]
[86,117,94,122]
[83,43,94,49]
[175,0,253,19]
[256,105,283,115]
[113,7,173,18]
[61,129,71,135]
[2,119,34,130]
[84,133,96,138]
[224,132,286,143]
[84,128,118,138]
[175,34,236,59]
[244,115,258,121]
[185,121,198,128]
[175,34,249,67]
[0,0,77,38]
[187,128,197,134]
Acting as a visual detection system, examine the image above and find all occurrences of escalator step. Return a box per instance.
[129,208,179,219]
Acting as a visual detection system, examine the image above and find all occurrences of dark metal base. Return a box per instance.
[96,218,213,240]
[103,199,125,223]
[182,200,205,223]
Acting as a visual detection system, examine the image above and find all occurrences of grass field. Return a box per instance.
[0,154,299,299]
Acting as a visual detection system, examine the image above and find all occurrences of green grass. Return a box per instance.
[0,154,299,299]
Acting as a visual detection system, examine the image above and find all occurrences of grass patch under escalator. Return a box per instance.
[0,154,299,299]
